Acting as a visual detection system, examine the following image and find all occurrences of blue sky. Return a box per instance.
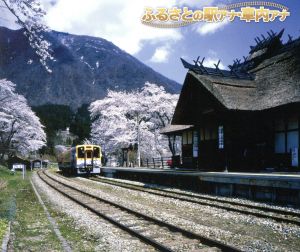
[140,0,300,83]
[1,0,299,84]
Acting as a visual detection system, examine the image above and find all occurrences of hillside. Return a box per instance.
[0,27,181,108]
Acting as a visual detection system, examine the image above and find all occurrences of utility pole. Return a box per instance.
[137,114,141,167]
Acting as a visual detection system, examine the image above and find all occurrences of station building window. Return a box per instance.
[182,126,220,156]
[211,129,217,140]
[205,128,210,140]
[182,130,194,158]
[200,128,204,141]
[182,131,194,145]
[182,131,188,144]
[274,116,299,153]
[199,126,217,141]
[188,131,193,144]
[193,131,199,157]
[218,126,224,149]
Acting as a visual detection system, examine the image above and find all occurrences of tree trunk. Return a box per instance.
[168,135,176,156]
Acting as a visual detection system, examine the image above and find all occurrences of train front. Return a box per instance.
[76,145,102,174]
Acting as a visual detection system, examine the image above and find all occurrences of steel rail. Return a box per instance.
[39,171,242,252]
[38,171,173,252]
[90,176,300,226]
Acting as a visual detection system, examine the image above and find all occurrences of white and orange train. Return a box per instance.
[56,144,102,175]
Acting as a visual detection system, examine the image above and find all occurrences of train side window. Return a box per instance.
[78,147,85,158]
[93,147,100,158]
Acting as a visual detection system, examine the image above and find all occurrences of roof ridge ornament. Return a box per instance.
[214,60,225,76]
[181,58,253,80]
[250,28,285,54]
[181,29,297,81]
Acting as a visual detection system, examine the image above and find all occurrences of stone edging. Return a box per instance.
[1,221,11,252]
[30,178,72,252]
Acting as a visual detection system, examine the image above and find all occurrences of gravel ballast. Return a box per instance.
[37,171,300,251]
[32,172,155,252]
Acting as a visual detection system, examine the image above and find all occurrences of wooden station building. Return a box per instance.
[162,29,300,172]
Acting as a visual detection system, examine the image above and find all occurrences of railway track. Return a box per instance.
[38,171,241,252]
[89,176,300,226]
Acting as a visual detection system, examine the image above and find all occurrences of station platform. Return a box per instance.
[100,167,300,206]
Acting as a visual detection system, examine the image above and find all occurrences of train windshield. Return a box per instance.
[86,151,92,158]
[78,147,85,158]
[93,147,100,158]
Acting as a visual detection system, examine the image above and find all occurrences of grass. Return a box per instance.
[0,166,15,244]
[0,163,116,252]
[0,165,62,251]
[1,165,107,251]
[0,218,8,243]
[42,168,107,251]
[44,205,107,252]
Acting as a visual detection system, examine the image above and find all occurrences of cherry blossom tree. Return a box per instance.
[141,83,180,156]
[0,0,53,71]
[89,90,136,161]
[0,79,46,161]
[89,83,179,166]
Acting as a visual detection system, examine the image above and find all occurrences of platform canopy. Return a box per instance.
[160,125,194,135]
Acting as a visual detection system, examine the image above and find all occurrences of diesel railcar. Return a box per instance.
[57,144,102,175]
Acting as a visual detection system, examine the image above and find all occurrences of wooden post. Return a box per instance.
[146,159,149,168]
[23,165,25,180]
[153,158,155,168]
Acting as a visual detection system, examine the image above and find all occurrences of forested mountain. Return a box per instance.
[0,27,181,109]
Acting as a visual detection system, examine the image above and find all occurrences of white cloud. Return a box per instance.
[150,46,170,63]
[0,6,20,29]
[196,19,230,35]
[203,57,226,69]
[44,0,183,55]
[208,49,217,57]
[0,0,57,29]
[1,0,227,57]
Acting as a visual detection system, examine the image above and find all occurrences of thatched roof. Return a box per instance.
[176,34,300,113]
